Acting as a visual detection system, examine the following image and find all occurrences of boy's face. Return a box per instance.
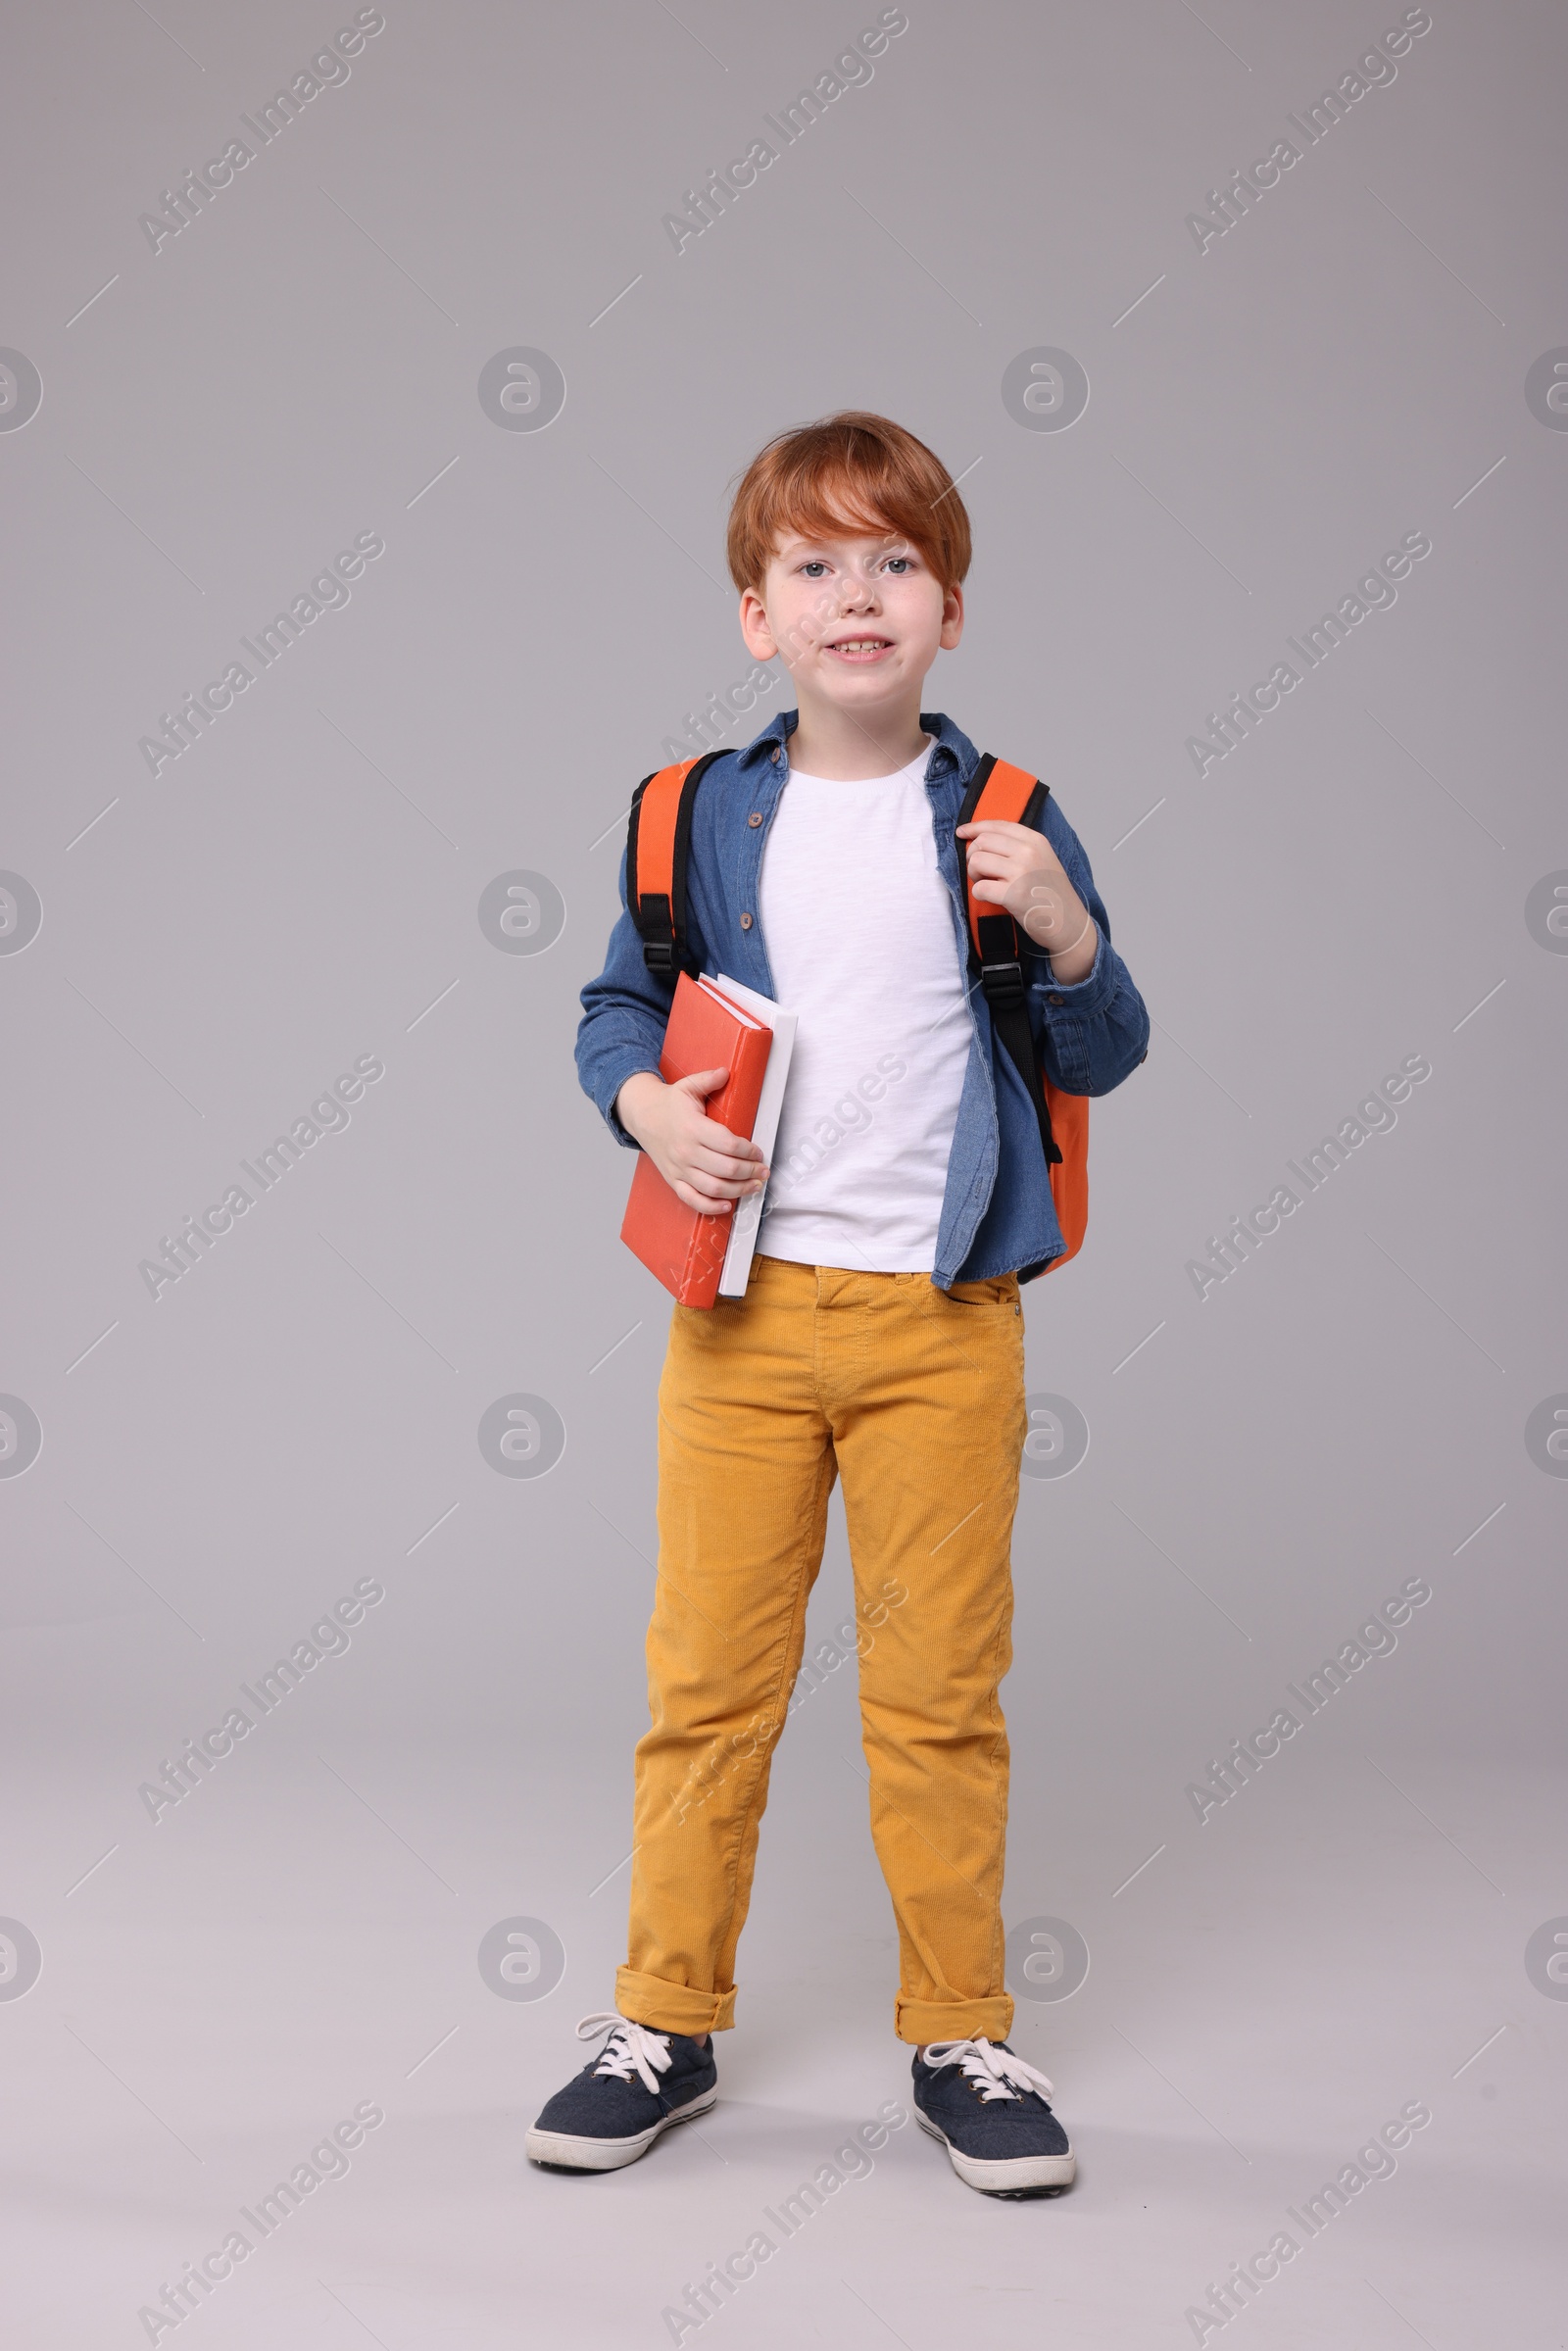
[738,522,962,721]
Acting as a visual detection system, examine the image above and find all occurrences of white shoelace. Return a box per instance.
[921,2036,1055,2103]
[574,2010,675,2096]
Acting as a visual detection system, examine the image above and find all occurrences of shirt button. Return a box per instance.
[740,911,753,929]
[1048,992,1064,1005]
[748,810,762,827]
[770,747,780,762]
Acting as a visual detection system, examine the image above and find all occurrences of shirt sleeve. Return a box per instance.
[1020,797,1150,1097]
[574,844,678,1148]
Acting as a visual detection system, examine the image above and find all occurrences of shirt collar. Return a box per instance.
[736,707,977,781]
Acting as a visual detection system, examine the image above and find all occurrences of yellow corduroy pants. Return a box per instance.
[615,1249,1028,2046]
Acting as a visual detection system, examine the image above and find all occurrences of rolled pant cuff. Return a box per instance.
[615,1966,736,2036]
[895,1992,1014,2047]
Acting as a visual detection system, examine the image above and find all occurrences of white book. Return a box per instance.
[700,973,799,1298]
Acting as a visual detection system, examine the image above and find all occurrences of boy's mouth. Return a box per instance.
[823,636,894,662]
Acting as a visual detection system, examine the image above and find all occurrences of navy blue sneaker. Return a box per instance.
[527,2011,717,2172]
[911,2036,1076,2196]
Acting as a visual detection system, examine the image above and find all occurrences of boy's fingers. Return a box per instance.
[677,1166,763,1205]
[693,1144,769,1183]
[675,1183,733,1214]
[957,816,1034,841]
[686,1139,769,1183]
[962,823,1057,872]
[700,1120,764,1160]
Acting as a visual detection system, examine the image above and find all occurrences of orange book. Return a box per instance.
[619,971,773,1306]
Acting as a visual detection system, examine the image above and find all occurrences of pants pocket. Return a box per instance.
[941,1275,1019,1308]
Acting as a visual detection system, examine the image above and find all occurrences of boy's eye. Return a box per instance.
[800,561,828,577]
[883,557,911,573]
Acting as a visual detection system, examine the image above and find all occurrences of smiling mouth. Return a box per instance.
[824,638,893,658]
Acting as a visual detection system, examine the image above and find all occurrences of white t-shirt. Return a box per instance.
[756,737,971,1273]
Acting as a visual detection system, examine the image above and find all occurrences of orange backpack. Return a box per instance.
[625,748,1089,1272]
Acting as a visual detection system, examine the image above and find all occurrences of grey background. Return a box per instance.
[3,0,1564,2342]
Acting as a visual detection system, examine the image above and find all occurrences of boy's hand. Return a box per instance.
[615,1068,770,1215]
[956,817,1098,985]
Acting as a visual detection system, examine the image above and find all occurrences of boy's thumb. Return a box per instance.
[677,1065,730,1097]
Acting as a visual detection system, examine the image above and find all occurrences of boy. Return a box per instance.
[531,413,1149,2197]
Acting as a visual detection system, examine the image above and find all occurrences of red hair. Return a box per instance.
[725,410,972,597]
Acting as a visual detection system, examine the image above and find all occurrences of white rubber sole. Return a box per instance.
[917,2110,1077,2194]
[526,2086,717,2172]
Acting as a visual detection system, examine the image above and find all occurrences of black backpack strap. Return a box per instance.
[625,750,724,979]
[956,754,1061,1166]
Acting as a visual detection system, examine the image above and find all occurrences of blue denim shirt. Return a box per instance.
[576,707,1150,1288]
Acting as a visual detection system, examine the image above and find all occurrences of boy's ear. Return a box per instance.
[738,587,781,663]
[939,582,965,650]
